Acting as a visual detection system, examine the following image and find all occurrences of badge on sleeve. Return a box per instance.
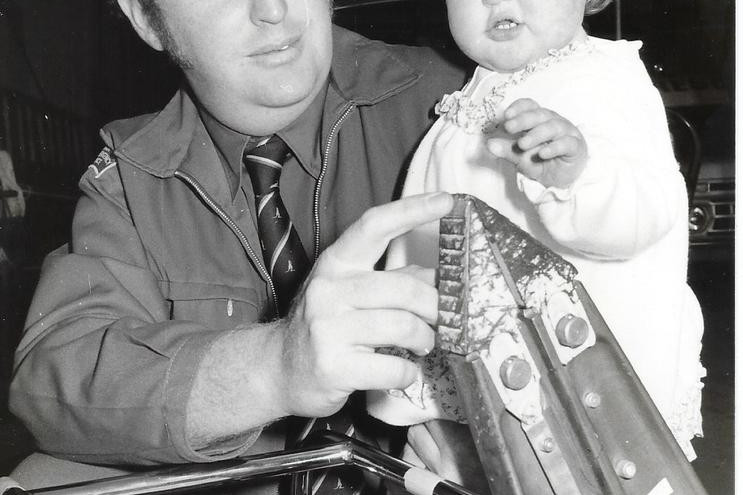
[88,147,117,179]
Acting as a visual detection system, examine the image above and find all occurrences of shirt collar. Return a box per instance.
[200,82,327,200]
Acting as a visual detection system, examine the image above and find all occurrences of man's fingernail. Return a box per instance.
[424,191,452,206]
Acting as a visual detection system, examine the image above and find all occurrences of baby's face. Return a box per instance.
[446,0,586,72]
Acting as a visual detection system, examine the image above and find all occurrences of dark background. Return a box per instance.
[0,0,734,493]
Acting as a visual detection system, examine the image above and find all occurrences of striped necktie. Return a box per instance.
[243,135,310,316]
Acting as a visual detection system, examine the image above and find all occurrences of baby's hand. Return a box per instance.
[487,98,587,189]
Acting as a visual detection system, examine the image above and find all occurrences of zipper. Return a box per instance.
[313,103,355,261]
[174,170,279,316]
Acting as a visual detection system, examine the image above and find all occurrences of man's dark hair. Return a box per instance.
[106,0,165,38]
[585,0,614,15]
[106,0,191,69]
[136,0,167,35]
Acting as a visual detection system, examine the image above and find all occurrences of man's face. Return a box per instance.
[445,0,585,73]
[149,0,333,135]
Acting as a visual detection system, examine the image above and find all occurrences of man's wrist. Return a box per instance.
[185,321,290,451]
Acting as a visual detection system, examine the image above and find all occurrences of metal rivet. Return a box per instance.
[523,307,539,319]
[555,314,589,348]
[540,437,555,453]
[615,459,637,479]
[500,356,532,390]
[584,392,602,409]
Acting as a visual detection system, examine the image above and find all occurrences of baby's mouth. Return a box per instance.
[486,17,522,40]
[492,19,519,30]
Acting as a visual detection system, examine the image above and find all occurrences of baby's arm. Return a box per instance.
[487,81,685,260]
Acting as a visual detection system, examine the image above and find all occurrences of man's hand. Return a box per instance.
[277,192,454,418]
[186,192,453,448]
[487,98,588,189]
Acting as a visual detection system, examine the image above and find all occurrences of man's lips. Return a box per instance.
[249,35,302,57]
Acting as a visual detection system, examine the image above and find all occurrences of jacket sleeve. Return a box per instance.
[9,151,259,465]
[516,59,687,260]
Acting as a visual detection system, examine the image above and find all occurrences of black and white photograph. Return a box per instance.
[0,1,734,494]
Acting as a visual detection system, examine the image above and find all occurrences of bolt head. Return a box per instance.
[584,392,602,409]
[555,314,589,348]
[541,437,555,453]
[500,356,532,390]
[615,459,637,479]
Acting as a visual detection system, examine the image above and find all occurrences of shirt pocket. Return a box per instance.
[160,280,261,330]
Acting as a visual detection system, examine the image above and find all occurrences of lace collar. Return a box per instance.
[435,39,594,134]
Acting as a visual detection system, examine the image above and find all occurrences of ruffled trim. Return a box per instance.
[435,39,594,134]
[517,172,576,203]
[665,361,706,461]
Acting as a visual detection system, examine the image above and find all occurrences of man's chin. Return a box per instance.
[260,86,316,108]
[229,89,319,135]
[253,72,325,111]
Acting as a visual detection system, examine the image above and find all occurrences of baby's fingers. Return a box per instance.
[486,137,521,163]
[503,107,556,136]
[516,119,567,151]
[503,98,541,120]
[537,135,584,161]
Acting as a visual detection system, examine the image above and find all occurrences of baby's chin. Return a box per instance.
[480,59,534,74]
[477,38,584,73]
[478,49,554,73]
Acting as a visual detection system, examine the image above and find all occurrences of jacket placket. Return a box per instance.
[174,169,280,317]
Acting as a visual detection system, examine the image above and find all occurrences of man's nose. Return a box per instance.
[250,0,288,24]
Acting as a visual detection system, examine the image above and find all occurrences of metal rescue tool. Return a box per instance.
[437,194,707,495]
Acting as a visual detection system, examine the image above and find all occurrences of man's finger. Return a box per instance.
[320,270,439,322]
[318,192,453,272]
[341,352,421,391]
[388,265,436,286]
[326,309,435,355]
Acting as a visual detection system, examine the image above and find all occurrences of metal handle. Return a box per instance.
[6,433,480,495]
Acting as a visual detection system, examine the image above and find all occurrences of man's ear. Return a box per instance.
[115,0,165,51]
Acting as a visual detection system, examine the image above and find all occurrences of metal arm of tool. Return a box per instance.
[0,433,479,495]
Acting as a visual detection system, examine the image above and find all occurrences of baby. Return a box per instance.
[370,0,705,463]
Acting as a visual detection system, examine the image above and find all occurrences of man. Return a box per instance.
[8,0,468,489]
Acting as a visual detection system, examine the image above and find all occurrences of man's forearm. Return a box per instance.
[185,320,290,452]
